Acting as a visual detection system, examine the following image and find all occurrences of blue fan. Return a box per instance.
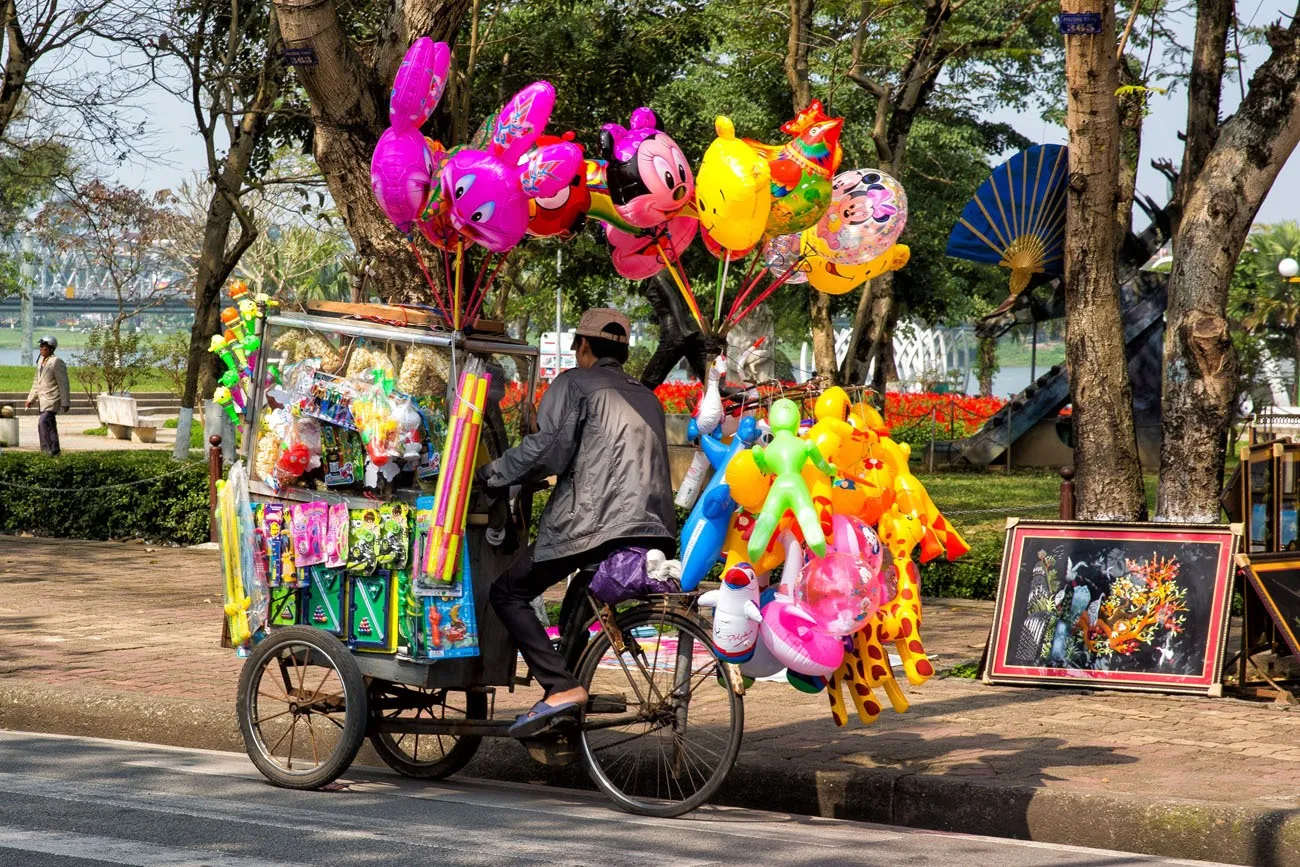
[946,144,1068,295]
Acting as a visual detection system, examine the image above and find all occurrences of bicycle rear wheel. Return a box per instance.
[575,605,743,817]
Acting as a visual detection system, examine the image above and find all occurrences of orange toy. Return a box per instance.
[873,508,933,685]
[721,510,787,577]
[893,467,971,563]
[849,401,889,438]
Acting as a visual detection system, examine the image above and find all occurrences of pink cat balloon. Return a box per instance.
[388,38,450,131]
[371,127,436,234]
[437,91,583,254]
[598,107,694,229]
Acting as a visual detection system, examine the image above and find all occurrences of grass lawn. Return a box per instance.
[0,365,177,394]
[0,327,90,351]
[996,339,1066,369]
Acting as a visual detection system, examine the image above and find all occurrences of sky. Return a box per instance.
[110,1,1300,226]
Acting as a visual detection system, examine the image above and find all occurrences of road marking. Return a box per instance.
[0,826,305,867]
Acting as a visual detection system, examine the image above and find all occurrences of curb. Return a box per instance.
[3,682,1296,866]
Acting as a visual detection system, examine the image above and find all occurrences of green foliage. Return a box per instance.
[0,452,210,545]
[83,425,108,437]
[153,332,191,399]
[921,531,1004,600]
[78,325,159,398]
[1229,221,1300,404]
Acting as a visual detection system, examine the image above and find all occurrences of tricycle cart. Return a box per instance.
[227,308,743,817]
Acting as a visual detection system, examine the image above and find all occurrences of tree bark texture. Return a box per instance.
[1062,0,1146,521]
[0,0,30,141]
[273,0,471,302]
[977,335,997,397]
[809,289,838,378]
[1114,56,1143,251]
[1158,13,1300,521]
[1171,0,1232,228]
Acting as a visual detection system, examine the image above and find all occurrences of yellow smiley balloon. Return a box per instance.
[800,236,911,295]
[695,116,771,253]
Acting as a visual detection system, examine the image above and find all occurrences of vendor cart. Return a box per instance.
[225,307,743,817]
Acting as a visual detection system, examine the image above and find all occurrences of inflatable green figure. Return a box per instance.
[748,398,834,562]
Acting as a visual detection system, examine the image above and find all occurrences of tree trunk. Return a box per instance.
[841,270,895,389]
[1062,0,1146,521]
[1158,16,1300,521]
[1114,56,1143,250]
[0,0,30,142]
[808,290,838,379]
[1171,0,1232,227]
[977,335,997,397]
[274,0,471,302]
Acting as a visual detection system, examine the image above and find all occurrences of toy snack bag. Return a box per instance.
[347,508,381,574]
[324,502,349,568]
[377,502,411,570]
[423,545,479,659]
[291,502,328,567]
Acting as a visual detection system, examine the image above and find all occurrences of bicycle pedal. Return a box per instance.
[521,732,580,767]
[586,693,628,714]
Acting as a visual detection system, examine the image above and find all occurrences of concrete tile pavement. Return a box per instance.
[4,535,1300,863]
[3,412,178,452]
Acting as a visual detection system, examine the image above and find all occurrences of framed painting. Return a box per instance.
[1239,552,1300,662]
[984,519,1239,695]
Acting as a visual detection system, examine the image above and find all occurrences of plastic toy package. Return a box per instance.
[421,545,478,660]
[347,508,381,575]
[291,501,328,568]
[324,502,349,568]
[377,502,411,570]
[321,426,363,487]
[304,566,346,636]
[412,495,463,597]
[349,570,396,652]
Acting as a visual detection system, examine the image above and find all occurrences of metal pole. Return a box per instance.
[19,235,35,366]
[1030,320,1038,384]
[208,434,224,543]
[1005,403,1013,473]
[928,407,937,473]
[555,249,563,378]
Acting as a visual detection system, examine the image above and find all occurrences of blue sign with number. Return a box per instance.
[1058,12,1103,35]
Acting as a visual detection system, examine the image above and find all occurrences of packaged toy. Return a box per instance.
[291,502,328,568]
[377,502,411,570]
[324,502,349,568]
[348,571,396,652]
[304,566,346,636]
[347,508,381,574]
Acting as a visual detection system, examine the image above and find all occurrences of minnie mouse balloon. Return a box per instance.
[811,169,908,266]
[598,107,694,229]
[370,127,435,234]
[388,38,450,130]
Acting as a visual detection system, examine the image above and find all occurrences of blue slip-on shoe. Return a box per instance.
[508,699,580,739]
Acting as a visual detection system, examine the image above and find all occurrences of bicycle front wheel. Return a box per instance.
[576,605,743,817]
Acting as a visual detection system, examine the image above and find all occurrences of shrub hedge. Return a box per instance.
[0,451,209,545]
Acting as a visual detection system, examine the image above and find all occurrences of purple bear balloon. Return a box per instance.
[388,37,450,131]
[370,38,450,234]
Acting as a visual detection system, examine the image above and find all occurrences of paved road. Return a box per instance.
[0,731,1226,867]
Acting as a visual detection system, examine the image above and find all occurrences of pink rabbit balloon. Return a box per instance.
[371,127,435,234]
[491,81,559,165]
[388,38,450,131]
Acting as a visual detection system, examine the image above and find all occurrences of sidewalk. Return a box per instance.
[4,413,177,452]
[3,536,1299,865]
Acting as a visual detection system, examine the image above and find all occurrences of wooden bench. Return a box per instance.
[96,394,163,443]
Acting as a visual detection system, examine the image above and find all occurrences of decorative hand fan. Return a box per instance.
[945,144,1068,295]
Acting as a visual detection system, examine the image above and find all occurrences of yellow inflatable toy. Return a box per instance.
[802,239,911,296]
[695,116,771,253]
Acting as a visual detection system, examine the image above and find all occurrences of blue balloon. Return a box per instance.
[679,416,761,591]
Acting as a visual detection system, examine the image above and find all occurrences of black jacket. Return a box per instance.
[481,358,676,561]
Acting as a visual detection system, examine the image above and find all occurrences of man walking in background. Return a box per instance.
[25,336,71,456]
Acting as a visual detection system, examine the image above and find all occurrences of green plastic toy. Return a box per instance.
[747,398,834,562]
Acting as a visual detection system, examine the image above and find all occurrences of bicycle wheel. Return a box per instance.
[236,626,367,790]
[368,685,487,779]
[575,605,743,817]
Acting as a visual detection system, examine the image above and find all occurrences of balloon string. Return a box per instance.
[441,246,454,314]
[657,240,706,333]
[725,261,800,335]
[467,249,510,325]
[453,239,465,331]
[464,248,493,325]
[716,252,730,325]
[407,240,452,324]
[724,251,767,325]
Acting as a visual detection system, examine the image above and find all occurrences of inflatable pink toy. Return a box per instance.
[759,599,844,677]
[794,551,881,636]
[389,38,450,130]
[599,107,695,228]
[829,514,884,575]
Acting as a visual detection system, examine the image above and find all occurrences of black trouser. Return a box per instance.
[489,538,667,695]
[37,410,60,456]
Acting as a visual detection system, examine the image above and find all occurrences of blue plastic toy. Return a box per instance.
[680,416,762,591]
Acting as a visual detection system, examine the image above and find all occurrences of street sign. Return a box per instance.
[282,46,318,67]
[1057,12,1103,34]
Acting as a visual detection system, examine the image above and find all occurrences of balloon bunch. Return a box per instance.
[209,280,279,426]
[685,387,970,727]
[370,39,583,329]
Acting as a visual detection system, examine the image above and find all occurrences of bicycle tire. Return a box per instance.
[575,605,743,817]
